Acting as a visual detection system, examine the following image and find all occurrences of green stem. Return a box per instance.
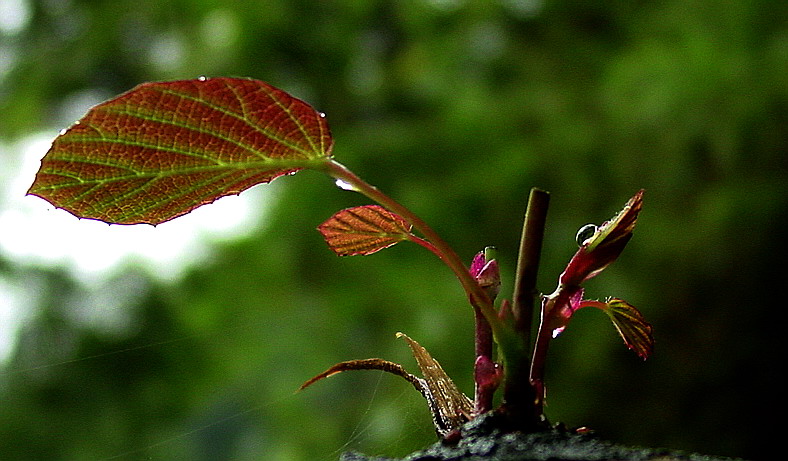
[512,188,550,347]
[501,187,550,430]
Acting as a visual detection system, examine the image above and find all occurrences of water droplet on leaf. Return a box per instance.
[575,223,598,246]
[334,178,356,191]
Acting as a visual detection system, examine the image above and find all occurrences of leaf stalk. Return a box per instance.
[323,159,512,353]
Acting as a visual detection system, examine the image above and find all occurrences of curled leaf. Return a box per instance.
[579,298,654,359]
[299,358,422,392]
[318,205,413,256]
[299,333,472,438]
[585,190,643,253]
[28,77,333,225]
[560,190,644,286]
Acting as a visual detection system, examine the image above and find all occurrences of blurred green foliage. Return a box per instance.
[1,0,785,459]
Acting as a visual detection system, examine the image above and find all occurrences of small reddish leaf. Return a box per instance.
[318,205,413,256]
[28,77,333,225]
[581,298,654,359]
[473,355,502,413]
[586,190,643,253]
[561,190,644,285]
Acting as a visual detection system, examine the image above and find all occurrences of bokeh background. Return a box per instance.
[1,1,785,460]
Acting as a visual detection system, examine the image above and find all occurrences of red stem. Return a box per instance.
[474,305,495,415]
[528,287,571,418]
[473,247,497,415]
[528,295,554,416]
[324,159,503,336]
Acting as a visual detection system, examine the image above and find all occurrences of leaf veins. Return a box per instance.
[28,77,333,225]
[318,205,413,256]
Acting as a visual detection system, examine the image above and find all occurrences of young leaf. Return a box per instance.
[28,77,333,225]
[560,189,644,286]
[318,205,413,256]
[579,298,654,359]
[531,191,649,414]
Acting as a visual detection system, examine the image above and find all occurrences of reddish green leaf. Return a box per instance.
[581,298,654,359]
[585,189,644,253]
[27,77,333,225]
[560,189,644,285]
[318,205,413,256]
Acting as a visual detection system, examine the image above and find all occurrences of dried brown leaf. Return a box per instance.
[397,332,473,435]
[299,358,422,392]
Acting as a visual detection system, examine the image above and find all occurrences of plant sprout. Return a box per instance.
[28,77,653,439]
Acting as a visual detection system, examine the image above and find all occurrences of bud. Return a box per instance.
[470,247,501,301]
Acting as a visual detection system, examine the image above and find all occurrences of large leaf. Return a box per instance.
[28,77,333,225]
[318,205,414,256]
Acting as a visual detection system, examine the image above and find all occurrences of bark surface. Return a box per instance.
[340,413,747,461]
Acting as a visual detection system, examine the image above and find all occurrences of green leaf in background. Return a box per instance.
[27,77,334,225]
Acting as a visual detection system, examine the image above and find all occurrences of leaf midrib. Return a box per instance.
[35,157,326,189]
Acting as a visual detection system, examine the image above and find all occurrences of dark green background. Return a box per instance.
[1,1,784,460]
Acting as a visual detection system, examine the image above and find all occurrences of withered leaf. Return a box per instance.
[397,332,473,436]
[299,333,473,438]
[298,358,422,392]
